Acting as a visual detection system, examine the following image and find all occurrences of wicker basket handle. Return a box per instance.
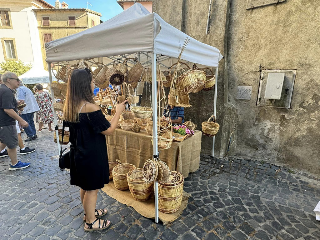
[169,62,190,70]
[207,115,216,122]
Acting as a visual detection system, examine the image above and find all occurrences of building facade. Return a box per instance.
[0,0,53,68]
[117,0,152,13]
[34,0,101,68]
[152,0,320,175]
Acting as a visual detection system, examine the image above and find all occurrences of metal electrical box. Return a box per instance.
[257,70,296,109]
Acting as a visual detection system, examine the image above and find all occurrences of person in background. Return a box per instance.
[63,68,126,232]
[0,72,30,170]
[16,82,40,141]
[163,104,185,125]
[34,84,54,132]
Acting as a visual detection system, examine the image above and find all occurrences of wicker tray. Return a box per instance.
[112,163,136,190]
[127,168,154,201]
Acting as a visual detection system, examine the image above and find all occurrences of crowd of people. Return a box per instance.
[0,72,53,169]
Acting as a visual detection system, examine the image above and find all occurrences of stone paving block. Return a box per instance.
[230,230,247,240]
[126,224,142,239]
[29,226,46,237]
[254,230,270,240]
[45,224,63,236]
[180,233,199,240]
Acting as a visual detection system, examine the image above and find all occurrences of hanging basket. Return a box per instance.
[127,168,154,201]
[112,163,136,190]
[127,62,144,85]
[168,89,191,108]
[158,171,184,214]
[95,65,109,89]
[202,115,220,136]
[176,69,206,94]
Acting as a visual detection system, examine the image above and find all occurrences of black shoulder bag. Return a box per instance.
[58,121,70,170]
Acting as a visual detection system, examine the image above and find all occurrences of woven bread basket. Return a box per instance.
[158,171,184,213]
[131,106,152,119]
[183,121,196,131]
[127,168,154,201]
[112,163,136,190]
[202,115,220,136]
[109,160,121,180]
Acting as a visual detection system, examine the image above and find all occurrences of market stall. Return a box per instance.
[45,3,222,223]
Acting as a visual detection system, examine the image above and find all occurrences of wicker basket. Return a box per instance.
[158,130,173,150]
[202,115,220,136]
[122,111,135,120]
[112,163,136,190]
[53,129,70,145]
[109,160,121,180]
[127,168,154,201]
[158,171,184,213]
[183,121,196,131]
[168,89,191,108]
[120,120,134,131]
[131,106,152,119]
[203,76,216,91]
[106,65,125,86]
[51,82,67,99]
[54,65,67,82]
[131,122,141,133]
[127,62,144,85]
[176,69,206,94]
[95,65,109,89]
[53,102,64,111]
[157,160,170,182]
[142,159,158,182]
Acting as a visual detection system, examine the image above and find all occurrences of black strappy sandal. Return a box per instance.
[84,218,111,232]
[83,209,108,221]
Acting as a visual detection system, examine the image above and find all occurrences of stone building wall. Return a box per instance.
[153,0,320,175]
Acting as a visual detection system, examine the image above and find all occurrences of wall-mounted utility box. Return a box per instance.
[247,0,286,10]
[257,70,296,109]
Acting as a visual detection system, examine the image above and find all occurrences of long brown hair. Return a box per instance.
[63,68,94,122]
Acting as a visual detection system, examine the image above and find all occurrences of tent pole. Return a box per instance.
[151,52,159,223]
[212,65,218,157]
[48,63,61,154]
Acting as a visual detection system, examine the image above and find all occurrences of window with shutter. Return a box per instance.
[1,39,17,59]
[0,10,11,27]
[42,17,49,26]
[43,33,52,47]
[69,16,75,26]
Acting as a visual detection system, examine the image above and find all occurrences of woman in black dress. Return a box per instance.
[63,68,126,231]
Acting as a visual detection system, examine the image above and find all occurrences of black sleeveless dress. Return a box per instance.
[67,110,111,190]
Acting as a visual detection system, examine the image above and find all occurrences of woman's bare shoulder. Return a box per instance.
[83,103,100,113]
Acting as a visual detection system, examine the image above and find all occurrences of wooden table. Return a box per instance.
[106,129,202,178]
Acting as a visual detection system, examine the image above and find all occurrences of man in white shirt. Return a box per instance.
[16,83,39,141]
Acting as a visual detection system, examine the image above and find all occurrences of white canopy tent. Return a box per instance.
[45,3,223,223]
[19,66,56,84]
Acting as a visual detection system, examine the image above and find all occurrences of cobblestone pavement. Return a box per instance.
[1,130,320,240]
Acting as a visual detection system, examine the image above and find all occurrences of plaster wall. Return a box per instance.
[224,0,320,174]
[153,0,320,175]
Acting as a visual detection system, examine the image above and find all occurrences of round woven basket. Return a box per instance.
[109,160,120,180]
[127,168,154,201]
[158,171,184,214]
[202,115,220,136]
[112,163,136,190]
[131,122,141,133]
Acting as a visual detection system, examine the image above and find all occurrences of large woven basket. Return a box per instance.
[112,163,136,190]
[127,62,144,85]
[142,159,158,182]
[127,168,154,201]
[95,65,109,89]
[202,115,220,136]
[176,69,206,94]
[109,160,120,180]
[131,106,152,119]
[158,171,184,213]
[157,160,170,182]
